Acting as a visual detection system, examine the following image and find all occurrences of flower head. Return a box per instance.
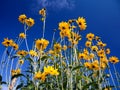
[11,43,19,50]
[19,33,26,39]
[18,14,27,24]
[109,56,119,64]
[39,8,46,17]
[29,50,37,57]
[84,62,92,69]
[25,18,35,27]
[86,33,94,41]
[54,43,62,53]
[76,17,87,30]
[17,50,28,56]
[59,21,70,31]
[2,38,14,47]
[85,41,92,47]
[19,59,24,65]
[35,38,49,50]
[91,46,98,52]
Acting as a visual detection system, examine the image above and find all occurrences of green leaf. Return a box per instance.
[40,55,50,61]
[11,74,25,80]
[72,65,84,71]
[25,58,34,63]
[10,55,18,59]
[27,84,35,90]
[82,81,98,90]
[1,81,7,84]
[0,75,2,82]
[16,83,23,89]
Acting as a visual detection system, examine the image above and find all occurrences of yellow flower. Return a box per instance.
[78,53,86,60]
[86,33,94,41]
[17,50,28,56]
[91,60,99,70]
[59,21,70,31]
[39,8,46,17]
[29,50,37,57]
[44,66,59,76]
[84,62,92,69]
[100,58,108,64]
[83,49,89,55]
[68,32,81,45]
[11,70,16,76]
[25,18,35,27]
[97,49,105,57]
[97,41,106,47]
[89,53,95,59]
[35,38,49,50]
[60,29,71,38]
[18,14,27,24]
[50,69,59,76]
[41,72,46,82]
[2,38,14,47]
[34,71,42,80]
[100,62,107,70]
[54,43,62,53]
[105,48,110,54]
[48,50,55,55]
[95,36,101,41]
[19,33,26,39]
[85,41,92,47]
[44,66,53,75]
[70,32,82,41]
[91,46,98,52]
[76,17,87,30]
[62,45,67,51]
[70,25,77,30]
[11,43,19,50]
[68,19,75,24]
[109,56,119,64]
[19,59,24,65]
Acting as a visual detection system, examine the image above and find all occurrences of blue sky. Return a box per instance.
[0,0,120,78]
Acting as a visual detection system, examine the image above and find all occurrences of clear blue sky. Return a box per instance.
[0,0,120,71]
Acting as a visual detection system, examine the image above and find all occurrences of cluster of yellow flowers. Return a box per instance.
[34,66,59,82]
[1,8,120,90]
[18,14,34,27]
[77,32,119,71]
[2,38,19,50]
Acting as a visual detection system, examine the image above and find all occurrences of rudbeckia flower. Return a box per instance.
[109,56,119,64]
[17,50,28,56]
[18,14,27,24]
[35,38,49,50]
[29,50,37,57]
[86,33,95,41]
[54,43,62,53]
[76,17,87,30]
[2,38,14,47]
[19,33,26,39]
[25,18,35,27]
[59,21,70,31]
[39,8,46,17]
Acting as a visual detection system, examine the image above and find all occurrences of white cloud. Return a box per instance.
[36,0,75,10]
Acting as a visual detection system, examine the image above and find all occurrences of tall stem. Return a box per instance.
[42,17,46,38]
